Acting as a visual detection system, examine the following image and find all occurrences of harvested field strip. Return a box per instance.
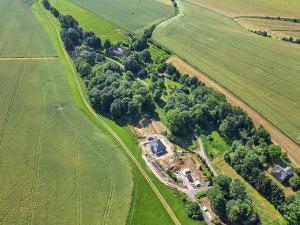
[39,1,181,224]
[167,56,300,167]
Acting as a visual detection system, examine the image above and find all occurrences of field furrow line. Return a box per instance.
[0,0,12,19]
[0,60,24,148]
[39,2,181,224]
[75,133,81,225]
[27,88,46,225]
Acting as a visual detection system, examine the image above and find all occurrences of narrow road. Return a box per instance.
[38,1,182,225]
[196,136,218,177]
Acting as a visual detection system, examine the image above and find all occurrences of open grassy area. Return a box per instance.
[154,0,300,145]
[202,131,229,159]
[186,0,300,17]
[212,158,287,225]
[0,1,133,224]
[69,0,175,33]
[49,0,126,42]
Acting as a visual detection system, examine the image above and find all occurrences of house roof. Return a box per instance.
[272,165,293,181]
[149,138,166,156]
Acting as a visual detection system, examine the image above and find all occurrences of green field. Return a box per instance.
[213,158,287,225]
[153,0,300,145]
[0,1,133,224]
[186,0,300,17]
[49,0,126,42]
[69,0,175,33]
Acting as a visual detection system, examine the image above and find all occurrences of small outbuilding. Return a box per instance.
[194,180,201,188]
[181,168,191,176]
[272,165,293,182]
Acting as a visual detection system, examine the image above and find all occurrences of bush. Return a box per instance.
[186,202,203,221]
[289,176,300,191]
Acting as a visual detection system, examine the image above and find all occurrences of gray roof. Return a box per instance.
[149,138,166,156]
[272,165,293,182]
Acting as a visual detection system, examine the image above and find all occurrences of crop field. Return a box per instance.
[212,158,286,225]
[236,18,300,39]
[0,0,134,224]
[69,0,175,33]
[186,0,300,18]
[153,0,300,146]
[49,0,126,42]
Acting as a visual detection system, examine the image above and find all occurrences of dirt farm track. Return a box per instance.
[168,56,300,167]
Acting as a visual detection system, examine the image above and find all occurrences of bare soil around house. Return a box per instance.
[167,55,300,167]
[132,117,168,138]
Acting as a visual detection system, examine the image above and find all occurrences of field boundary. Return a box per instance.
[0,56,58,60]
[38,1,181,225]
[167,56,300,167]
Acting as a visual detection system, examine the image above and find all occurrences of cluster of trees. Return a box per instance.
[43,0,154,121]
[225,144,285,205]
[131,25,155,51]
[162,63,264,147]
[87,66,154,120]
[225,144,300,224]
[282,36,300,44]
[207,175,260,225]
[279,193,300,225]
[42,0,59,17]
[251,30,271,37]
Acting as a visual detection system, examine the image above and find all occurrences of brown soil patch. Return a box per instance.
[132,118,168,138]
[167,55,300,167]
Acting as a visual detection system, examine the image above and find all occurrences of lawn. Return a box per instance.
[0,0,133,224]
[154,0,300,145]
[49,0,126,42]
[186,0,300,18]
[202,131,229,159]
[34,1,204,224]
[69,0,175,33]
[212,158,287,225]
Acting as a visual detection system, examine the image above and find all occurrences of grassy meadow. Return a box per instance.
[69,0,175,33]
[153,0,300,145]
[49,0,126,42]
[212,158,287,225]
[0,0,134,224]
